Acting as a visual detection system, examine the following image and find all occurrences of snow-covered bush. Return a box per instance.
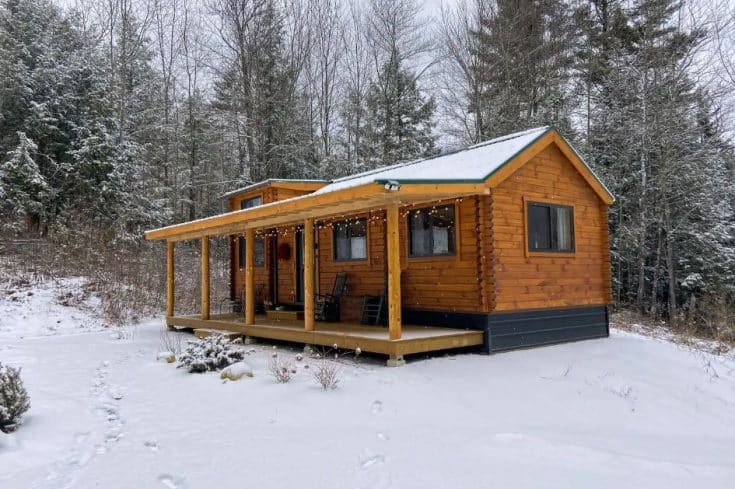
[0,362,31,433]
[220,362,253,381]
[312,360,340,390]
[268,356,296,383]
[177,335,244,373]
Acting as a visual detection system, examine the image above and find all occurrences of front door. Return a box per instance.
[295,228,304,304]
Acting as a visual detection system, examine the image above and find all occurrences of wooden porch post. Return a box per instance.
[386,204,402,341]
[201,236,210,320]
[166,241,175,318]
[244,228,255,325]
[304,218,315,331]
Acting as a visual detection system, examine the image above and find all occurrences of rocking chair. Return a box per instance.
[360,287,387,326]
[315,273,348,322]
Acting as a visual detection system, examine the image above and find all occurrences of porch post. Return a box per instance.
[244,228,255,325]
[304,218,315,331]
[201,236,210,320]
[166,240,175,318]
[386,204,402,340]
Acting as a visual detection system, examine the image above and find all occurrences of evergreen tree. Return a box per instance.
[0,132,49,232]
[578,0,735,317]
[361,56,436,168]
[471,0,576,138]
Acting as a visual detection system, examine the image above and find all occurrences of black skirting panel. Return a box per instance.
[486,306,609,352]
[403,305,609,354]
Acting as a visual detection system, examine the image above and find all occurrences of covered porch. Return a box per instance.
[148,181,488,364]
[166,314,484,361]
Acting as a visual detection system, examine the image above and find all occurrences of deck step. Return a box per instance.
[193,328,243,341]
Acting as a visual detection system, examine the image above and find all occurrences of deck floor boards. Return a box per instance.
[166,314,484,358]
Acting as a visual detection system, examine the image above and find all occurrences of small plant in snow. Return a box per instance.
[268,356,296,383]
[177,335,244,373]
[158,329,182,360]
[0,362,31,433]
[312,360,340,390]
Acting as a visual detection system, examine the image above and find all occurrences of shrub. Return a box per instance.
[159,329,183,356]
[268,355,296,383]
[312,360,340,390]
[177,335,244,373]
[0,362,31,433]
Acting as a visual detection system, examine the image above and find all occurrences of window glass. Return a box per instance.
[408,205,456,257]
[528,204,551,250]
[240,196,262,209]
[527,202,574,252]
[334,218,368,260]
[239,235,265,268]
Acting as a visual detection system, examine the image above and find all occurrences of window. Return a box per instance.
[527,202,575,253]
[333,218,368,261]
[408,205,456,257]
[239,235,265,268]
[240,196,262,209]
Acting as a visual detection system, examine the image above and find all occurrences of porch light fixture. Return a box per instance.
[384,180,401,192]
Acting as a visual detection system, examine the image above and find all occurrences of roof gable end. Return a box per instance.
[483,128,615,205]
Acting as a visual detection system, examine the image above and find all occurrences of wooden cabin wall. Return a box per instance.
[314,198,485,318]
[229,188,312,305]
[489,144,612,311]
[317,212,387,322]
[399,197,484,313]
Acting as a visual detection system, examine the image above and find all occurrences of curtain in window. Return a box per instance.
[410,212,431,256]
[335,226,350,259]
[555,207,572,251]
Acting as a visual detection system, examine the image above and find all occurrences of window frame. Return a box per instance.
[239,234,266,269]
[240,195,263,210]
[332,217,369,262]
[524,198,576,257]
[407,203,458,259]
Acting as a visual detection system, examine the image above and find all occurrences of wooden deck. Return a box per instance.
[166,314,484,359]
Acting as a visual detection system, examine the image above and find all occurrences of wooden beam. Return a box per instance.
[386,204,402,340]
[244,228,255,325]
[303,218,315,331]
[145,182,486,241]
[166,241,175,317]
[201,236,210,320]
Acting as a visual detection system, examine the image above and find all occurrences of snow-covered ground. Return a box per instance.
[1,278,735,489]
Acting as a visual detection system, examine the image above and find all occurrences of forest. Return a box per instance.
[0,0,733,338]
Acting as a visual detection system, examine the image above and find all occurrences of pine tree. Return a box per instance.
[471,0,576,138]
[0,132,49,232]
[361,56,436,168]
[578,0,735,318]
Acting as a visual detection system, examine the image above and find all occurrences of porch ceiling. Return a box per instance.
[145,182,486,242]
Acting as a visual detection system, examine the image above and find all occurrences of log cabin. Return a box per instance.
[145,126,614,366]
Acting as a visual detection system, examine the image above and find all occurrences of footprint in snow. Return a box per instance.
[360,454,386,469]
[145,440,160,452]
[158,474,185,489]
[370,400,383,414]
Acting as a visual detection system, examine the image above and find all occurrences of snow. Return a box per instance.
[1,280,735,488]
[220,361,253,381]
[0,277,104,339]
[313,126,552,193]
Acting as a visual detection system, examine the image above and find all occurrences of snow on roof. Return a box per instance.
[313,126,552,194]
[220,179,329,199]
